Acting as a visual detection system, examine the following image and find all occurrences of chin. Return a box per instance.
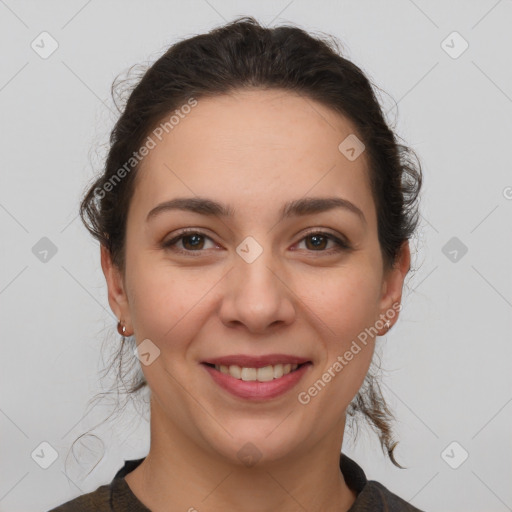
[207,428,303,469]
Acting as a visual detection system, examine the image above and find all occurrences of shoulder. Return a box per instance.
[340,453,425,511]
[47,483,112,512]
[47,457,147,512]
[352,479,425,512]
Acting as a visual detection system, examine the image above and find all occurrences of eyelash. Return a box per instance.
[162,228,351,256]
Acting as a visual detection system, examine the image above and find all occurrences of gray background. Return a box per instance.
[1,1,511,511]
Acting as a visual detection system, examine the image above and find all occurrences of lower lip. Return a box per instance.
[202,363,312,400]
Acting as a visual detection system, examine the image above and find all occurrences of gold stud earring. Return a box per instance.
[117,321,127,336]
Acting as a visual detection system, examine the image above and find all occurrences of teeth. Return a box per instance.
[215,363,300,381]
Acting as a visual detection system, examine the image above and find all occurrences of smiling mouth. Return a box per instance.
[203,362,311,382]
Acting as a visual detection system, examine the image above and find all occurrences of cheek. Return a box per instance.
[126,255,216,348]
[126,266,209,400]
[300,266,381,334]
[302,268,380,390]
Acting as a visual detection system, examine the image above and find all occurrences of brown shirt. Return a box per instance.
[48,453,425,511]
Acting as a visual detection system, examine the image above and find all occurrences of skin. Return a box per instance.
[101,88,410,512]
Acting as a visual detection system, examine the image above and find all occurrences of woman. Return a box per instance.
[50,15,424,512]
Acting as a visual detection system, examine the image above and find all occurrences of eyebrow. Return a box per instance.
[146,196,366,224]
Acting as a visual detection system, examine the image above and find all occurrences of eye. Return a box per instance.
[162,229,218,255]
[294,231,351,253]
[162,228,351,256]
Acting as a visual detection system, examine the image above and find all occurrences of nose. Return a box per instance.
[218,247,296,334]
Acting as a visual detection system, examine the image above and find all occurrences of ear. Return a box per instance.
[100,245,133,334]
[377,240,411,334]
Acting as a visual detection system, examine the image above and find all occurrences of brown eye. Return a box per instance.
[181,233,206,250]
[296,231,350,252]
[304,234,329,250]
[162,230,217,255]
[162,229,350,256]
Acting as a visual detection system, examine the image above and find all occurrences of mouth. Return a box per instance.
[200,360,313,400]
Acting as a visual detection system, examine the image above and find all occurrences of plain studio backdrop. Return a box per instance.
[1,1,511,511]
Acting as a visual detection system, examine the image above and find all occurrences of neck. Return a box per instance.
[125,397,357,512]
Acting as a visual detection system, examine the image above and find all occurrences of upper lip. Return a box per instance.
[202,354,311,368]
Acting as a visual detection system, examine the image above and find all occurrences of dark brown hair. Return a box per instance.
[75,15,422,472]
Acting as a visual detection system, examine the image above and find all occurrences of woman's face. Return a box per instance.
[102,88,409,464]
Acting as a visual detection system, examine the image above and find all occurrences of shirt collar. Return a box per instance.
[112,451,368,510]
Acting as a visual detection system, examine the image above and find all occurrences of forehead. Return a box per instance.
[131,88,376,228]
